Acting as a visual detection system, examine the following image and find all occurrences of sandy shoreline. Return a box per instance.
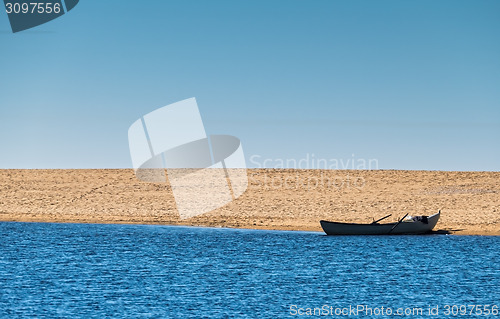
[0,169,499,235]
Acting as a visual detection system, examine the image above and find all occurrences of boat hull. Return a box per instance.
[320,212,440,235]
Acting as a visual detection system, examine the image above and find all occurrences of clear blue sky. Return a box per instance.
[1,0,499,171]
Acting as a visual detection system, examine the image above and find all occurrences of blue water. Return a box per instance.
[0,222,498,318]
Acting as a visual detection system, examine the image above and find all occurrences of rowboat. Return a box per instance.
[320,211,441,235]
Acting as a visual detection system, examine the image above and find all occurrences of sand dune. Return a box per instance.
[0,169,498,235]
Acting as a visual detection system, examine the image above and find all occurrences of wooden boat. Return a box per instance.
[320,211,441,235]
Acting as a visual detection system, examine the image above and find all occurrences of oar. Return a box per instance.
[388,213,409,234]
[372,214,392,224]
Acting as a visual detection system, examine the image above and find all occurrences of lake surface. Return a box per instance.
[0,222,498,318]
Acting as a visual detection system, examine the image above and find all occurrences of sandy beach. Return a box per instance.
[0,169,498,235]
